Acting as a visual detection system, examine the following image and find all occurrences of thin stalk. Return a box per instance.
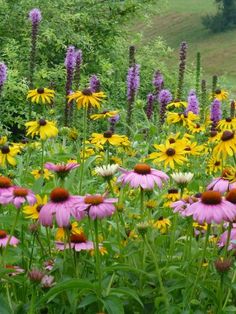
[28,233,36,270]
[224,222,232,257]
[94,219,102,311]
[79,108,88,193]
[169,214,178,261]
[223,269,236,309]
[140,187,144,219]
[46,227,51,257]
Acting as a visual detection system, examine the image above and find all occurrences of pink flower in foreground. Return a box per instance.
[5,265,24,276]
[75,194,117,220]
[171,195,200,217]
[218,228,236,250]
[117,163,169,190]
[0,187,36,208]
[207,177,236,194]
[39,187,85,227]
[44,162,80,179]
[56,233,93,252]
[0,230,19,247]
[185,191,236,224]
[0,176,14,198]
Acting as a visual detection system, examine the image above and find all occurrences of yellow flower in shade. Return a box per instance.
[68,128,78,140]
[23,195,48,220]
[27,88,55,104]
[221,166,236,183]
[31,169,53,180]
[149,142,187,169]
[0,136,7,145]
[213,89,228,101]
[217,118,236,131]
[90,110,119,120]
[55,222,83,241]
[67,88,106,109]
[209,234,218,244]
[25,119,58,140]
[188,123,205,134]
[207,156,222,174]
[163,188,180,207]
[167,112,198,127]
[0,145,19,167]
[166,100,187,109]
[207,130,219,144]
[184,142,205,156]
[110,156,122,165]
[193,222,208,234]
[145,199,157,209]
[153,217,171,234]
[90,245,108,256]
[213,130,236,158]
[90,131,130,147]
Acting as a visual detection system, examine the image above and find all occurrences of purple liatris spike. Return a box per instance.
[146,93,154,120]
[109,114,120,133]
[158,89,172,127]
[177,41,188,100]
[210,99,222,127]
[29,8,42,24]
[74,49,82,87]
[89,75,100,93]
[65,46,76,72]
[185,90,199,115]
[0,62,7,92]
[153,70,164,94]
[127,64,140,102]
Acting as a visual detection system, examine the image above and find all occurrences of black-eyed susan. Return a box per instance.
[207,156,222,174]
[0,145,19,167]
[167,112,198,127]
[222,166,236,183]
[67,88,106,109]
[213,130,236,158]
[166,99,187,109]
[184,142,205,156]
[27,88,55,104]
[90,131,130,147]
[25,119,58,140]
[90,110,119,120]
[0,136,7,146]
[188,123,205,134]
[163,188,180,207]
[214,89,228,101]
[55,222,83,241]
[207,130,219,144]
[153,217,171,234]
[149,142,187,169]
[23,195,48,220]
[31,169,53,180]
[217,118,236,131]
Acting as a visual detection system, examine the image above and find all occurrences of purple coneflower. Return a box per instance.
[0,230,19,247]
[56,232,93,252]
[45,162,80,179]
[0,187,36,208]
[207,176,236,194]
[218,227,236,250]
[0,62,7,93]
[0,176,14,198]
[117,163,169,190]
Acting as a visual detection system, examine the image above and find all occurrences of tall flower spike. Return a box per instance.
[176,42,187,100]
[74,49,82,88]
[0,62,7,94]
[153,70,164,95]
[185,90,199,115]
[158,89,172,128]
[89,75,101,93]
[212,75,218,99]
[195,52,201,96]
[210,99,222,129]
[146,93,154,120]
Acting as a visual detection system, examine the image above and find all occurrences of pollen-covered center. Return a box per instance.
[37,88,45,94]
[0,177,12,188]
[221,131,234,141]
[82,88,92,96]
[168,188,179,194]
[70,233,87,243]
[103,131,113,138]
[13,188,28,197]
[134,163,151,175]
[214,161,221,166]
[195,123,200,128]
[84,195,104,205]
[201,191,222,205]
[166,148,176,156]
[1,145,10,154]
[226,189,236,204]
[0,230,7,239]
[50,188,69,203]
[210,130,217,137]
[38,119,47,126]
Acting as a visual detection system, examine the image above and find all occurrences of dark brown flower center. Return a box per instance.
[201,191,222,205]
[1,145,10,154]
[101,110,109,114]
[168,188,178,194]
[166,148,176,156]
[221,131,234,141]
[134,163,151,175]
[195,123,200,128]
[185,147,191,151]
[194,193,202,198]
[214,161,221,166]
[37,88,45,94]
[215,89,221,95]
[103,131,113,138]
[226,189,236,204]
[50,188,69,203]
[222,168,232,177]
[158,216,164,221]
[38,119,47,126]
[82,88,92,96]
[70,233,87,243]
[36,205,43,212]
[0,230,7,239]
[210,130,217,137]
[84,195,104,205]
[169,138,176,144]
[0,177,12,188]
[13,188,28,197]
[226,118,232,122]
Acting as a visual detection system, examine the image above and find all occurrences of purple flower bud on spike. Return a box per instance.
[146,93,154,120]
[29,8,42,24]
[210,99,222,127]
[89,75,100,93]
[127,64,140,101]
[158,89,172,127]
[153,70,164,93]
[185,90,199,115]
[65,46,76,71]
[0,63,7,90]
[109,114,120,133]
[75,50,82,67]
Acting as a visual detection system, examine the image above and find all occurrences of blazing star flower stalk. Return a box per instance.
[210,99,222,129]
[212,75,218,99]
[0,62,7,95]
[129,45,136,67]
[176,42,188,100]
[230,100,235,118]
[64,46,76,126]
[185,90,199,115]
[195,52,201,96]
[126,64,140,135]
[89,75,100,93]
[146,93,154,120]
[158,89,172,128]
[153,70,164,95]
[201,79,207,108]
[108,114,120,133]
[28,8,42,88]
[74,49,82,88]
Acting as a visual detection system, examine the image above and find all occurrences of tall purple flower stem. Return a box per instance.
[74,49,82,89]
[176,42,187,100]
[146,93,154,120]
[210,99,222,129]
[158,89,172,129]
[0,63,7,95]
[185,90,199,115]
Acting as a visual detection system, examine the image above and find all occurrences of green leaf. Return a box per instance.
[109,287,143,307]
[0,295,12,314]
[78,293,97,308]
[102,296,124,314]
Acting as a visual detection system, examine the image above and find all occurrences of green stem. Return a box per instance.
[224,222,232,257]
[46,227,51,257]
[79,108,88,194]
[94,219,102,311]
[169,214,178,261]
[140,187,144,219]
[223,269,236,309]
[217,274,224,313]
[41,140,45,173]
[28,287,35,314]
[28,233,36,270]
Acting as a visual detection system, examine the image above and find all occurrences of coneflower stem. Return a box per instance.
[140,187,144,219]
[94,219,102,311]
[223,269,236,309]
[46,227,51,257]
[169,214,178,261]
[29,233,36,270]
[224,222,232,256]
[79,107,88,193]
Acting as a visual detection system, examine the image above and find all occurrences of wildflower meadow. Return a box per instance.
[1,2,236,314]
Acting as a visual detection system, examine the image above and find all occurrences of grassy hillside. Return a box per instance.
[130,0,236,92]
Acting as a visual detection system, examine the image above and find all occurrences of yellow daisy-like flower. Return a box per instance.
[163,188,180,207]
[214,89,228,101]
[207,130,219,144]
[188,123,205,134]
[145,199,157,209]
[0,136,7,146]
[110,156,122,165]
[31,169,53,180]
[27,88,55,104]
[209,234,218,244]
[0,145,20,167]
[153,217,171,234]
[55,222,83,241]
[167,112,198,127]
[25,119,58,140]
[193,222,207,233]
[149,142,187,169]
[68,128,78,140]
[90,110,119,120]
[90,245,108,256]
[184,142,205,156]
[221,166,236,183]
[213,130,236,158]
[166,100,187,109]
[67,88,106,109]
[90,131,130,147]
[207,156,222,174]
[217,118,236,131]
[23,195,48,220]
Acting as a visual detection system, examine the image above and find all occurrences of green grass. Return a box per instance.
[131,0,236,92]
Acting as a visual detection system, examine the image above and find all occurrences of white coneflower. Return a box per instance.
[95,164,119,178]
[171,172,194,185]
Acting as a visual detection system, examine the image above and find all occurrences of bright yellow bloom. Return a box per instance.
[222,166,236,183]
[153,217,171,234]
[207,156,222,174]
[27,88,55,104]
[0,136,7,145]
[184,142,205,156]
[166,100,187,109]
[188,123,205,134]
[25,119,58,140]
[217,118,236,131]
[23,195,48,220]
[67,89,106,109]
[0,145,19,167]
[207,130,219,144]
[90,131,130,147]
[213,89,228,101]
[167,112,198,127]
[145,199,157,209]
[213,130,236,158]
[149,142,187,169]
[90,245,108,256]
[163,189,180,207]
[90,110,119,120]
[31,169,53,180]
[55,222,83,241]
